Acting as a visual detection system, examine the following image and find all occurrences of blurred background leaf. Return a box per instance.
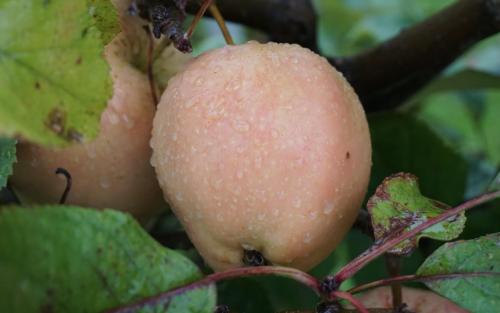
[0,138,16,189]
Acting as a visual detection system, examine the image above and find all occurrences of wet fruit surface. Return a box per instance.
[152,41,372,271]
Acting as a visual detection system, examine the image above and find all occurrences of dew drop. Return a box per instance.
[216,213,224,221]
[108,112,119,125]
[30,158,39,168]
[303,233,312,244]
[175,192,184,202]
[272,209,280,216]
[254,156,262,169]
[85,145,97,159]
[236,170,244,179]
[257,213,266,221]
[121,114,135,129]
[323,202,335,215]
[308,211,318,220]
[195,77,204,86]
[212,178,223,190]
[100,177,111,189]
[232,119,250,132]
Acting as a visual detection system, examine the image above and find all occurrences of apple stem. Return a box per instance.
[55,168,72,204]
[331,291,369,313]
[242,249,268,267]
[105,266,320,313]
[333,190,500,285]
[142,26,159,106]
[208,3,234,45]
[347,272,500,295]
[186,0,213,39]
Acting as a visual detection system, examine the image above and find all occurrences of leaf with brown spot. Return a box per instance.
[0,0,117,146]
[367,173,466,255]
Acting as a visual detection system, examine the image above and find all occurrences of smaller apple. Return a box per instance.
[10,33,165,221]
[356,287,468,313]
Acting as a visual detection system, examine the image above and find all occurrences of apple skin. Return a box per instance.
[356,287,468,313]
[151,41,372,271]
[10,33,165,221]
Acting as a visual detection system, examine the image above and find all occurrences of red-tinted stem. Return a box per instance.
[105,266,319,313]
[347,272,499,294]
[186,0,213,38]
[334,190,500,284]
[332,291,369,313]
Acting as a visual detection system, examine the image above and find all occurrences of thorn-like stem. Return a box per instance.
[105,266,320,313]
[208,3,234,45]
[331,291,369,313]
[142,26,159,106]
[334,190,500,285]
[347,272,500,294]
[186,0,214,39]
[55,168,72,205]
[384,254,402,308]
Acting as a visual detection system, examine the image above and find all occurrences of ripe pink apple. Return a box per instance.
[151,41,372,271]
[356,287,468,312]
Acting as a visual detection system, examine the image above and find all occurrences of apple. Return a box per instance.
[10,33,165,222]
[151,41,372,271]
[356,287,468,313]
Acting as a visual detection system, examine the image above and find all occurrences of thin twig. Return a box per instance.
[384,254,402,308]
[142,26,159,106]
[334,190,500,284]
[186,0,500,112]
[105,266,320,313]
[332,0,500,111]
[186,0,318,51]
[347,272,499,294]
[332,291,369,313]
[208,3,234,45]
[55,168,72,205]
[186,0,213,39]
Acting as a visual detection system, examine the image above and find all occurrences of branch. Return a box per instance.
[105,266,319,313]
[186,0,318,51]
[334,190,500,284]
[332,0,500,112]
[193,0,500,112]
[348,272,500,294]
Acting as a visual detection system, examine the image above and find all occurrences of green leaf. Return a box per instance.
[0,137,16,188]
[407,70,500,105]
[417,233,500,313]
[481,91,500,165]
[0,0,117,146]
[367,173,466,255]
[87,0,120,44]
[369,112,468,205]
[0,206,216,313]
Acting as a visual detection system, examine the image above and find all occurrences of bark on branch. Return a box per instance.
[188,0,500,112]
[333,0,500,111]
[186,0,318,51]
